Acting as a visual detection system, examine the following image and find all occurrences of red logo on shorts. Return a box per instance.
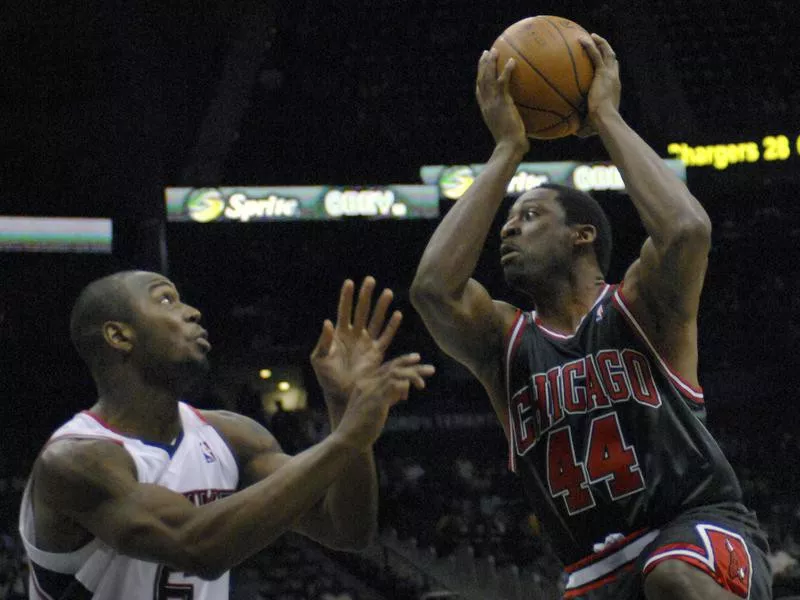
[704,528,750,598]
[643,524,752,599]
[726,539,746,582]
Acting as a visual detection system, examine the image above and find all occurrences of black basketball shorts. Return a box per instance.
[561,503,772,600]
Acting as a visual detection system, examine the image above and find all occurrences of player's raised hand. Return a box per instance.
[576,34,621,137]
[333,353,435,450]
[476,48,529,152]
[310,277,403,405]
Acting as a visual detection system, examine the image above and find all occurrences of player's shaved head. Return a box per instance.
[69,271,143,367]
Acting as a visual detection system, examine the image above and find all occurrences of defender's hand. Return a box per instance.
[333,353,435,450]
[476,48,530,152]
[310,277,402,405]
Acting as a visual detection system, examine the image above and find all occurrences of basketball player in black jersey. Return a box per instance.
[411,35,771,599]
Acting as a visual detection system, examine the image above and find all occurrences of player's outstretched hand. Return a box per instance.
[476,48,530,153]
[576,34,622,137]
[311,277,402,406]
[334,353,435,451]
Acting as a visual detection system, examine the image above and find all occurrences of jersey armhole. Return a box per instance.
[612,287,705,406]
[503,308,524,347]
[192,410,245,488]
[504,309,528,473]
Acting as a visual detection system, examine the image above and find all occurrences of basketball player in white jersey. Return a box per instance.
[20,271,434,599]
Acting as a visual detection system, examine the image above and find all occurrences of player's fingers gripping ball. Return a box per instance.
[492,15,594,139]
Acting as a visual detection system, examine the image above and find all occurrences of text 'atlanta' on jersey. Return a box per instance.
[504,284,742,565]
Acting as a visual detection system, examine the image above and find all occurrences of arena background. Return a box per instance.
[2,1,800,598]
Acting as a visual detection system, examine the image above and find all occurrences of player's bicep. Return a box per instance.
[201,410,286,488]
[412,277,508,371]
[35,440,195,567]
[622,233,709,323]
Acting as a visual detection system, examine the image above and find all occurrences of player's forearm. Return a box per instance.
[322,450,378,549]
[317,396,378,549]
[594,108,711,247]
[182,433,360,576]
[412,141,525,298]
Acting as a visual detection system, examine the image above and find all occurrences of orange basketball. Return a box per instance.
[492,16,594,139]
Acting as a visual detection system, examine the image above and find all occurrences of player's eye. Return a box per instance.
[523,209,538,220]
[159,293,175,305]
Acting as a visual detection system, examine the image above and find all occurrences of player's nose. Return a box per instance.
[184,304,202,323]
[501,219,520,239]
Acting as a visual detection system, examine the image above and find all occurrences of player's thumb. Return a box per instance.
[311,319,335,359]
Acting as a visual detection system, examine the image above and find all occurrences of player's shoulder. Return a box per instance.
[198,410,281,456]
[40,436,132,473]
[197,408,244,427]
[35,437,136,503]
[493,299,524,333]
[198,409,264,434]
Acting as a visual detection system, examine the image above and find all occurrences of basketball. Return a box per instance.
[491,16,594,139]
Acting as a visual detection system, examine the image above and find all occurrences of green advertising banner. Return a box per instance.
[165,185,440,223]
[420,159,687,200]
[166,161,687,224]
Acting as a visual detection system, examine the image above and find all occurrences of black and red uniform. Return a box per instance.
[504,284,771,599]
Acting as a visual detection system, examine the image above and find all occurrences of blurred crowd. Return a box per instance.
[2,399,800,598]
[3,360,800,598]
[0,475,26,600]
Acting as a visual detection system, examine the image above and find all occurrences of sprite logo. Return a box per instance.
[439,166,475,200]
[185,188,226,223]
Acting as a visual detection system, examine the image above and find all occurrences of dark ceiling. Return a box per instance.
[2,0,799,464]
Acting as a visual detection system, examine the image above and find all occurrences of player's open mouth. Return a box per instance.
[500,245,520,264]
[501,252,519,265]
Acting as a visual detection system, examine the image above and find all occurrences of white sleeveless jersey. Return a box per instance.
[20,402,239,600]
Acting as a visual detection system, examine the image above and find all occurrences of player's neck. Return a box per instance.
[91,374,183,444]
[533,274,606,334]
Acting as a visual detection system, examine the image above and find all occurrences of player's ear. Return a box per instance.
[573,224,597,247]
[103,321,135,354]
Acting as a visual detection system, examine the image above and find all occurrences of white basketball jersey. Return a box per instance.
[20,402,239,600]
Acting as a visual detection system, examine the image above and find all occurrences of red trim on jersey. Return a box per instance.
[503,308,524,349]
[615,285,703,396]
[81,410,130,434]
[613,287,704,404]
[83,406,193,437]
[565,528,651,573]
[564,562,635,598]
[642,542,706,567]
[188,404,209,423]
[645,552,716,579]
[505,309,527,473]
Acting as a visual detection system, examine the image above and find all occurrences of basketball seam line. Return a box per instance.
[533,116,572,135]
[514,102,569,118]
[500,33,581,114]
[542,16,588,101]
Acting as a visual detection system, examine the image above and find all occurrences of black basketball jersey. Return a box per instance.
[504,284,742,565]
